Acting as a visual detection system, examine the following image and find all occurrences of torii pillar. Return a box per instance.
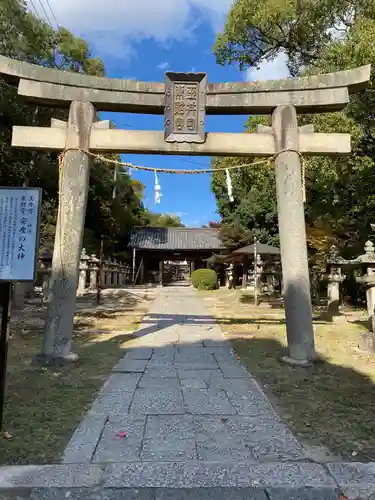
[273,106,315,365]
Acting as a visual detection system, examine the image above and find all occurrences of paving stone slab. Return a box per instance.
[191,462,335,488]
[0,488,32,500]
[217,380,278,417]
[103,462,197,488]
[219,364,251,379]
[138,377,180,389]
[28,487,156,500]
[103,462,334,488]
[210,376,258,393]
[88,391,134,416]
[125,348,154,360]
[0,466,104,488]
[154,488,268,500]
[92,417,146,463]
[130,388,185,415]
[180,378,207,389]
[151,349,176,360]
[194,416,305,462]
[144,368,178,378]
[141,415,197,461]
[266,487,339,500]
[183,389,236,415]
[177,370,223,383]
[327,462,375,486]
[112,359,148,373]
[63,415,107,464]
[99,373,141,394]
[203,340,227,347]
[174,361,219,371]
[174,351,216,362]
[146,360,173,369]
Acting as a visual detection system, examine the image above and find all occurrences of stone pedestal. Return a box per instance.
[12,282,27,310]
[324,267,346,319]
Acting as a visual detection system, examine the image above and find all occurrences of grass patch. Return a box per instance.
[0,289,155,465]
[203,288,375,461]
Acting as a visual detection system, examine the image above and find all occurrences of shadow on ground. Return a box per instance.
[2,300,375,465]
[131,311,375,462]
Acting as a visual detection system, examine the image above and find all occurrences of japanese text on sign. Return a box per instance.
[164,72,207,143]
[0,188,41,281]
[172,83,199,133]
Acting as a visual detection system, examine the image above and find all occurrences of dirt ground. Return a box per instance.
[0,287,157,465]
[203,288,375,462]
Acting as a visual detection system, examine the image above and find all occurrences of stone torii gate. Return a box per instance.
[0,56,370,365]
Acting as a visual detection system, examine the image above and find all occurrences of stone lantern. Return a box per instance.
[355,240,375,351]
[323,245,347,319]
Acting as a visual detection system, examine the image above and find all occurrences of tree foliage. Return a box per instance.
[144,213,185,227]
[0,0,176,259]
[213,0,375,265]
[211,116,279,249]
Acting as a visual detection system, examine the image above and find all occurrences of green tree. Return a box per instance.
[211,116,278,249]
[213,0,375,262]
[0,0,147,260]
[145,212,185,227]
[214,0,366,75]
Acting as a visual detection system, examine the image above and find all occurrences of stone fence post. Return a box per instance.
[101,258,107,288]
[106,258,113,287]
[118,262,125,287]
[88,254,99,291]
[77,248,89,296]
[113,259,118,287]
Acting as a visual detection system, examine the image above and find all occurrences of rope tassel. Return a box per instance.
[226,168,234,202]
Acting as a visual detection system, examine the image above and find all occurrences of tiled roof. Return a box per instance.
[129,227,224,251]
[233,242,280,255]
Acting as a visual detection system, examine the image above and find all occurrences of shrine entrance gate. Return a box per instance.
[0,55,370,365]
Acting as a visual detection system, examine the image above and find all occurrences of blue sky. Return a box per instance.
[30,0,289,227]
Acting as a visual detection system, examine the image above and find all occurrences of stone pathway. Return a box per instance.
[1,288,374,499]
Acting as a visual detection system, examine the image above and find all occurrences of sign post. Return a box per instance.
[0,187,41,434]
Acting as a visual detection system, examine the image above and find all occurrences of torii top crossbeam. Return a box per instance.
[0,55,371,157]
[0,55,370,114]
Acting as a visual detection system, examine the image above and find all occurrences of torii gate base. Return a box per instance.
[0,56,370,366]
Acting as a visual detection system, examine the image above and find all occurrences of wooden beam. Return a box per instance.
[12,127,351,157]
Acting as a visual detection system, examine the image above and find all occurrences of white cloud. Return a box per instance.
[157,61,170,71]
[245,52,290,82]
[29,0,233,59]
